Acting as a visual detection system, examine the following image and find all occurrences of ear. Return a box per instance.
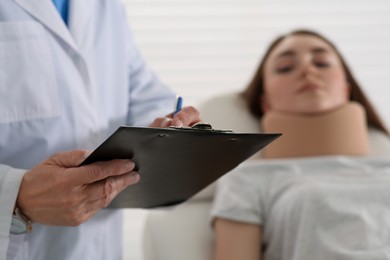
[260,95,270,113]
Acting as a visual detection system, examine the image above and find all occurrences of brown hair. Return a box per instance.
[241,29,389,135]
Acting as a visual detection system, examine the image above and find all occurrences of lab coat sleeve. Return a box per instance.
[123,14,176,127]
[0,165,26,259]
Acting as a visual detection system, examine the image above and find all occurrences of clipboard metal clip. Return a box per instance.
[168,123,233,133]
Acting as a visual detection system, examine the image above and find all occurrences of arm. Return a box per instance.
[112,5,201,128]
[2,150,139,259]
[213,218,262,260]
[124,18,176,127]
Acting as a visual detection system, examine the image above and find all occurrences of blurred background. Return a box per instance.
[121,0,390,259]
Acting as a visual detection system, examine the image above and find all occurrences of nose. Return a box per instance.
[301,59,317,78]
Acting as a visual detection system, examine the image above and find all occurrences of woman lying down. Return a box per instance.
[211,29,390,260]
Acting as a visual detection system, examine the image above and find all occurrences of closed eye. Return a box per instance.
[276,66,293,73]
[314,61,330,68]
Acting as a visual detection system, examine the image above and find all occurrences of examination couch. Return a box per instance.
[142,92,390,260]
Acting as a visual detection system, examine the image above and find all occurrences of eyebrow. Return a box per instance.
[275,47,330,59]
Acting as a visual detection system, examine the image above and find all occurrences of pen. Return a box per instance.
[174,95,183,115]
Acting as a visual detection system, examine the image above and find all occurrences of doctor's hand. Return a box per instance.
[16,150,139,226]
[149,106,202,128]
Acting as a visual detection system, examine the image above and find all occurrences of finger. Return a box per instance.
[40,170,136,226]
[84,172,140,207]
[172,106,201,126]
[71,159,136,185]
[160,118,173,127]
[48,150,92,168]
[149,117,172,128]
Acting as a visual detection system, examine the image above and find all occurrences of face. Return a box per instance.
[262,34,350,115]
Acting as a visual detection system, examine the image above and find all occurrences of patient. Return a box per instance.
[211,29,390,260]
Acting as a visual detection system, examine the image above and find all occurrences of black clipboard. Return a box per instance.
[81,125,281,208]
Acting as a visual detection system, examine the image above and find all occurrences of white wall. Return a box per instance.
[123,0,390,126]
[122,1,390,259]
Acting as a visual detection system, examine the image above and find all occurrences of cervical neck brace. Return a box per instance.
[261,102,369,159]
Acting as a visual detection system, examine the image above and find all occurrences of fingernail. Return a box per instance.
[124,160,135,171]
[160,118,171,128]
[174,120,184,127]
[83,150,93,159]
[128,172,140,184]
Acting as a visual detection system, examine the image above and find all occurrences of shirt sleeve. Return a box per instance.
[210,165,265,226]
[122,11,176,127]
[0,165,26,259]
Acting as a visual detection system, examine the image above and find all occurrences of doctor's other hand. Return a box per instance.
[149,106,202,128]
[16,150,139,226]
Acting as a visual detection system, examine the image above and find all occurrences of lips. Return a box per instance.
[298,82,321,92]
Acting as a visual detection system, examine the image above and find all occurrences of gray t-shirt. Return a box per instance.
[211,156,390,260]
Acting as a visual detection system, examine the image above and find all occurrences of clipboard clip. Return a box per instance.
[168,123,233,133]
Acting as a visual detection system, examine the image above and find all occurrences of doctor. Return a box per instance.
[0,0,200,259]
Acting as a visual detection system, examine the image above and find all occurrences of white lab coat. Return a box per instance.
[0,0,175,259]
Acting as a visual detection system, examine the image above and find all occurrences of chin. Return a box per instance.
[299,104,346,116]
